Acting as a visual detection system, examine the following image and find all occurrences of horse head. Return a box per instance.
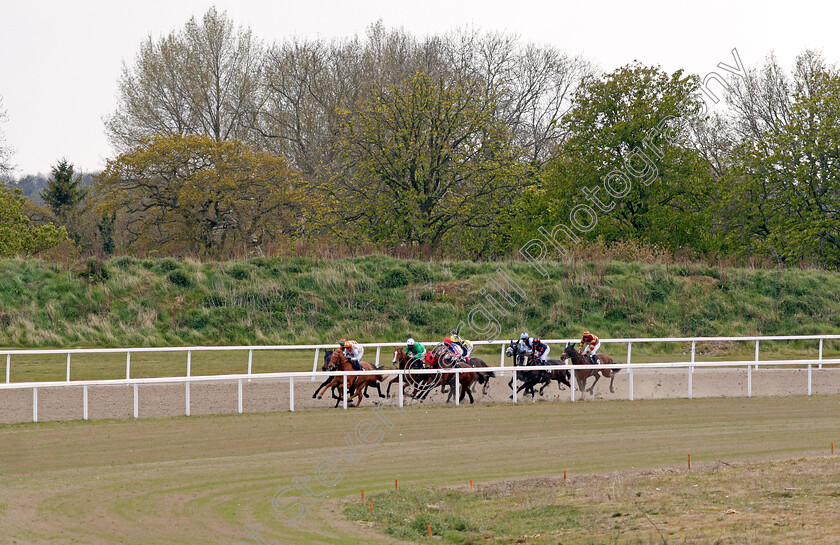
[505,340,518,358]
[393,347,412,368]
[321,350,337,371]
[326,348,349,370]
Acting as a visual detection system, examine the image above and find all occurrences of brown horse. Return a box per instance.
[561,342,620,397]
[422,347,479,404]
[314,350,384,407]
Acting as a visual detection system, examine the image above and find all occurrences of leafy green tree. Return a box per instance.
[537,64,714,252]
[42,158,86,218]
[0,187,69,257]
[96,135,307,256]
[331,71,524,253]
[722,70,840,266]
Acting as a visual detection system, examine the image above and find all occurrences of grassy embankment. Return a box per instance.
[1,255,840,381]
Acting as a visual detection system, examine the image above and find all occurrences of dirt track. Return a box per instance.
[2,367,838,423]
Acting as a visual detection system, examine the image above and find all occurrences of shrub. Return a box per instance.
[379,267,411,288]
[168,270,193,288]
[228,264,251,280]
[79,258,109,283]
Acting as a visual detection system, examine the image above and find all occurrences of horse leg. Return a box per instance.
[354,379,367,407]
[587,373,601,394]
[386,376,398,398]
[313,376,334,399]
[464,380,475,404]
[576,374,587,399]
[609,373,616,393]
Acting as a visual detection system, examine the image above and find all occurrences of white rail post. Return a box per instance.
[6,354,10,383]
[375,347,381,367]
[247,349,253,382]
[312,348,320,381]
[816,339,822,370]
[754,340,759,370]
[133,383,138,418]
[455,368,460,406]
[511,368,517,404]
[186,350,191,417]
[398,372,404,408]
[66,353,71,382]
[689,340,694,399]
[125,352,131,380]
[33,387,38,422]
[627,342,634,401]
[747,364,752,398]
[289,377,295,412]
[688,365,693,399]
[83,385,88,421]
[238,378,243,414]
[342,375,348,410]
[570,366,576,402]
[808,364,812,396]
[500,345,505,368]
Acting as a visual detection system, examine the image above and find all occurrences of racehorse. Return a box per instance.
[388,347,436,399]
[560,342,620,397]
[313,350,342,402]
[505,340,571,400]
[313,350,384,407]
[312,349,371,404]
[416,346,479,404]
[505,340,542,399]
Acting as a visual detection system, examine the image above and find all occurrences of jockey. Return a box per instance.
[451,334,473,361]
[518,332,535,356]
[443,337,465,366]
[405,337,427,362]
[580,330,601,365]
[341,339,364,371]
[531,337,550,363]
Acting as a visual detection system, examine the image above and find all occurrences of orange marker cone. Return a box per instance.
[395,478,399,490]
[361,489,365,502]
[832,442,835,455]
[469,479,473,491]
[688,454,691,469]
[369,502,373,515]
[428,524,432,538]
[563,470,567,480]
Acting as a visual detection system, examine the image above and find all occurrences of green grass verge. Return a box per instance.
[2,255,840,355]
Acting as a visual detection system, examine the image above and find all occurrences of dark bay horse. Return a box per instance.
[561,343,620,397]
[505,340,569,400]
[388,347,435,400]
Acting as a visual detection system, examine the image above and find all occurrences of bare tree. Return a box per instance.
[0,96,14,175]
[257,22,592,179]
[105,7,264,151]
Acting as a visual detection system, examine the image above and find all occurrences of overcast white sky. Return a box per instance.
[1,0,838,175]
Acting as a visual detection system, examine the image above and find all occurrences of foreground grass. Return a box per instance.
[1,397,839,544]
[346,457,840,544]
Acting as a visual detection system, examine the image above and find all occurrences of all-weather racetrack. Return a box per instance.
[2,394,839,544]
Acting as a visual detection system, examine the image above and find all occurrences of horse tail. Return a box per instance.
[476,373,486,385]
